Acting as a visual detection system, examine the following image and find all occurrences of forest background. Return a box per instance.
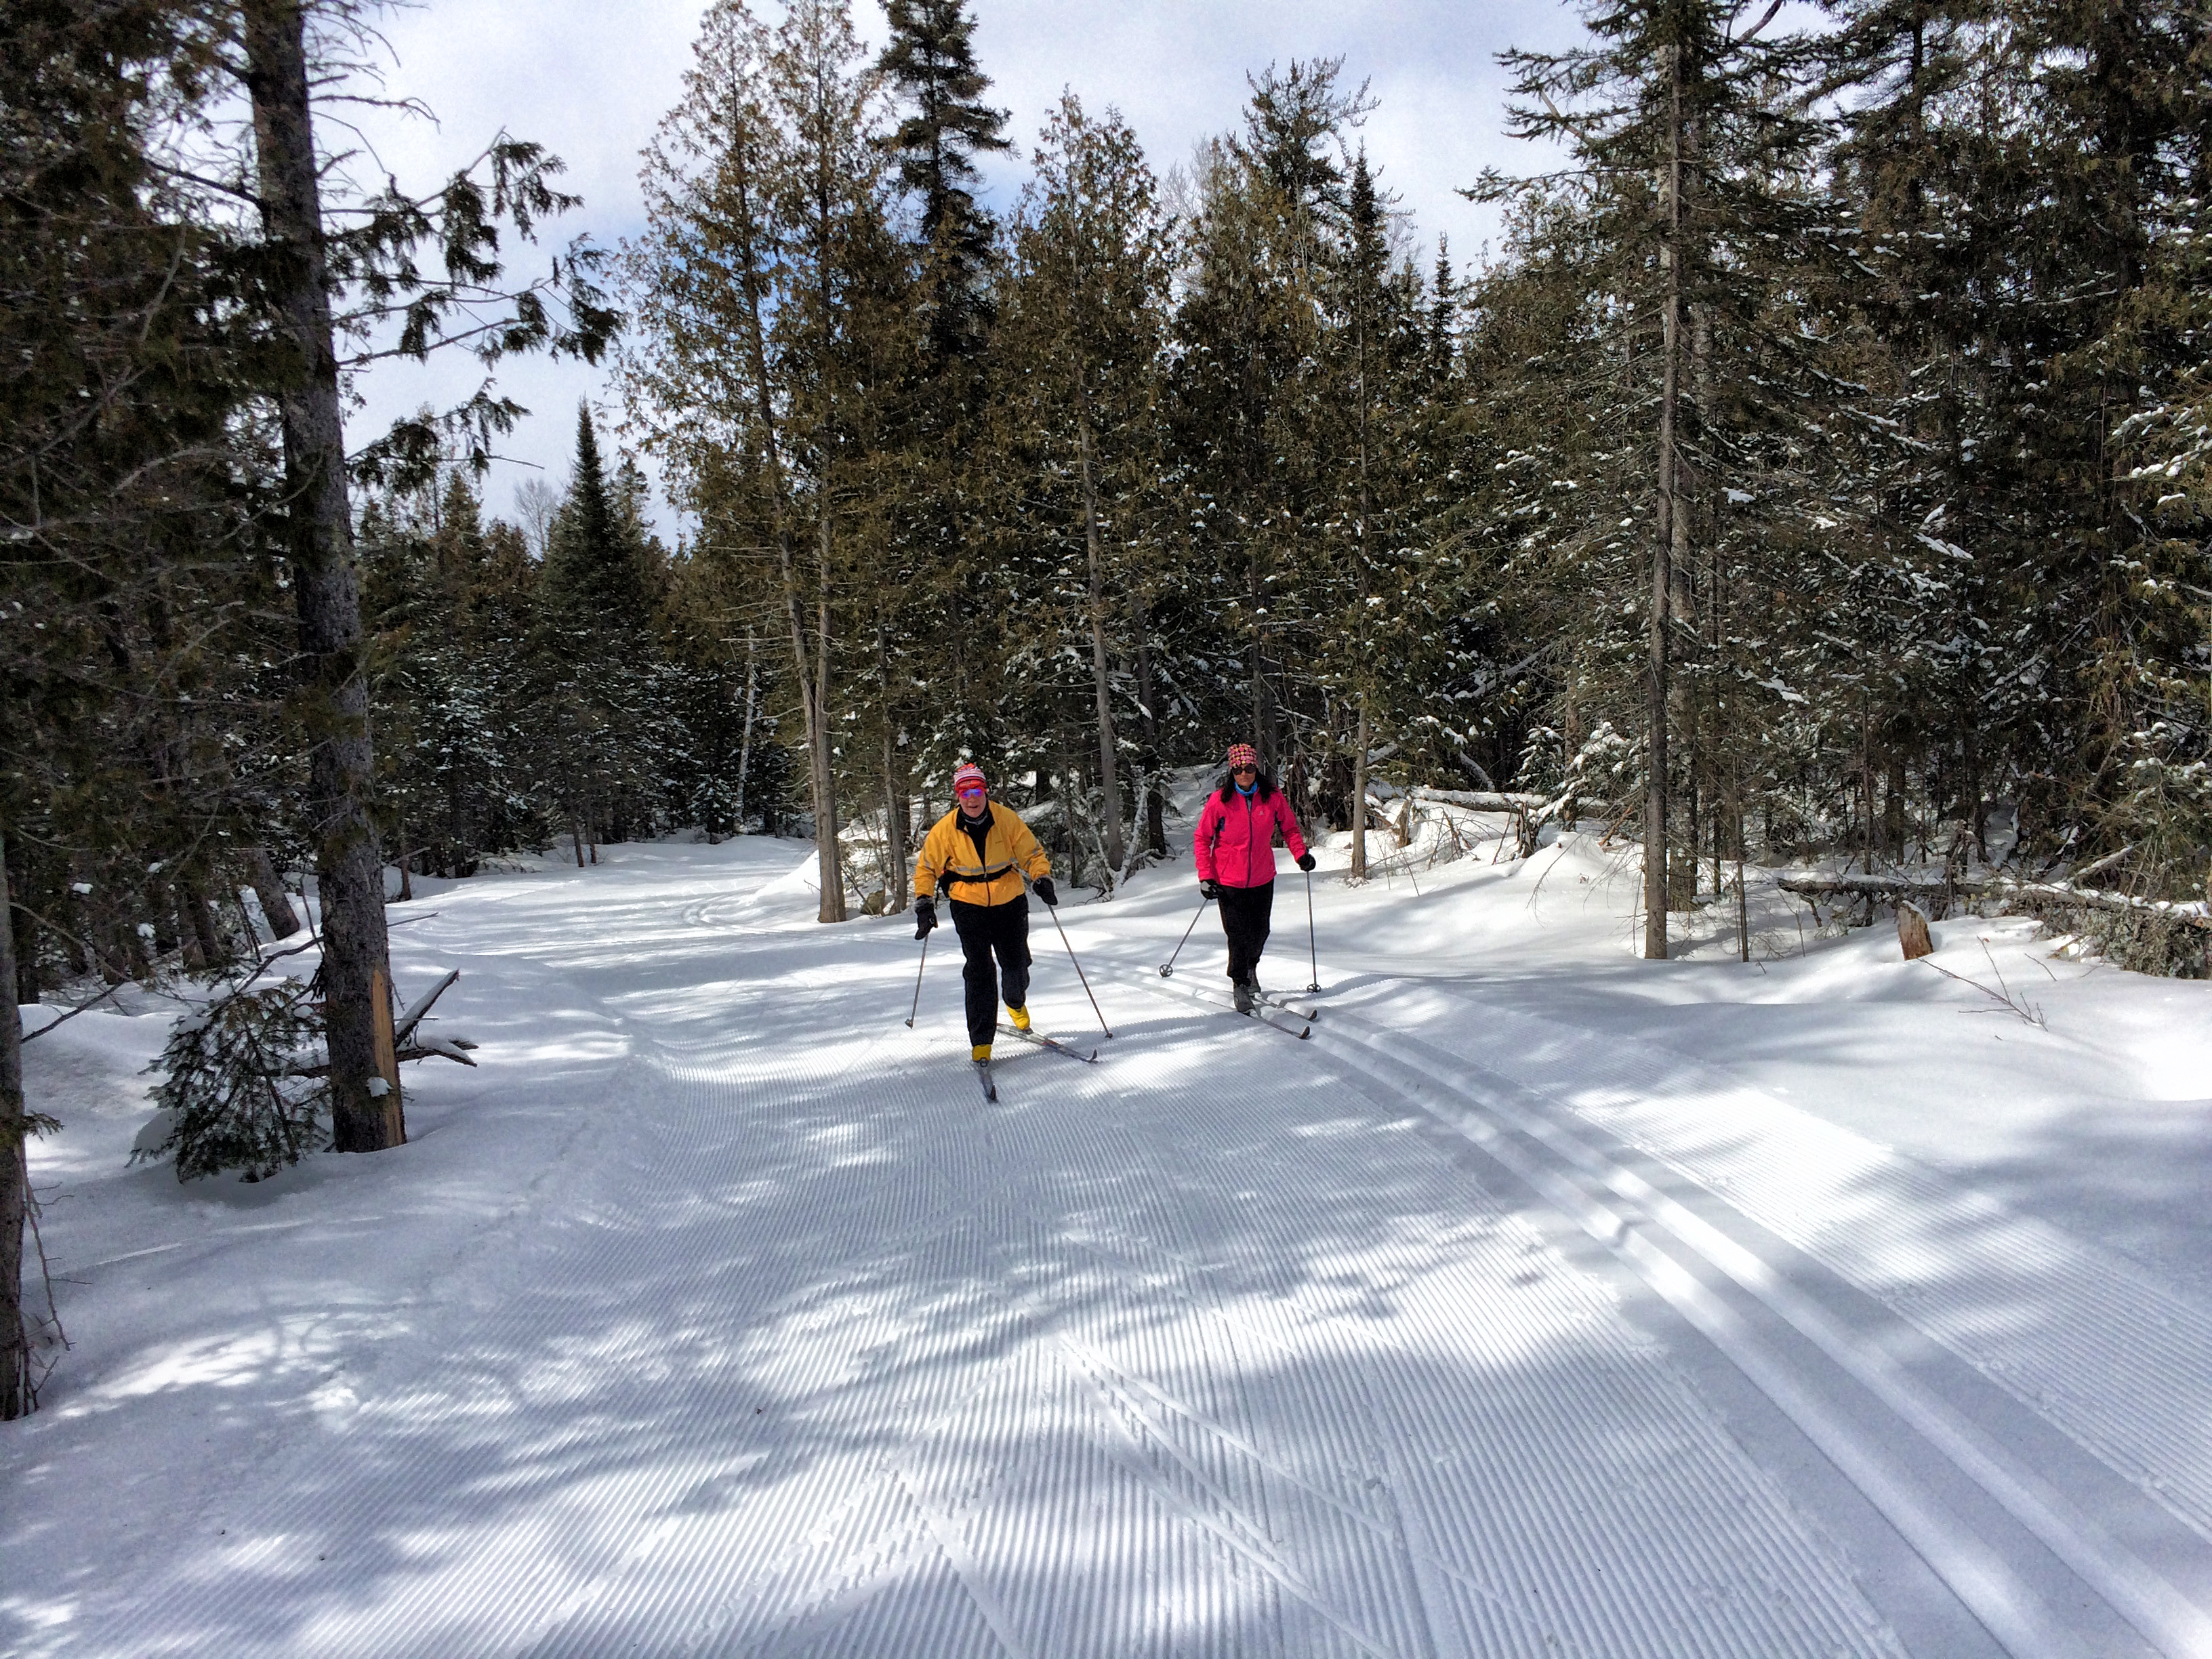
[6,0,2212,1399]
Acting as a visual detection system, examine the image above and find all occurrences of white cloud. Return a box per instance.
[344,0,1579,537]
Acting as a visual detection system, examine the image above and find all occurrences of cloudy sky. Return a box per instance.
[346,0,1583,534]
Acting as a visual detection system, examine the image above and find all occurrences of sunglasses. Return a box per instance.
[956,785,987,798]
[1231,764,1258,775]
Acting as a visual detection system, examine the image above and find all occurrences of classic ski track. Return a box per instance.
[55,872,1921,1659]
[1240,968,2212,1659]
[977,986,1911,1659]
[493,921,1909,1657]
[1418,981,2212,1503]
[1020,1130,1902,1659]
[56,954,940,1659]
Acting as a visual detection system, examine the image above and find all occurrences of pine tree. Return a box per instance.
[1343,150,1389,877]
[878,0,1010,367]
[1169,62,1372,777]
[1493,0,1830,955]
[543,407,652,626]
[626,0,908,922]
[1000,94,1174,882]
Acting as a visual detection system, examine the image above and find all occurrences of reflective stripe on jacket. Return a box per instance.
[912,805,1051,907]
[1193,788,1308,889]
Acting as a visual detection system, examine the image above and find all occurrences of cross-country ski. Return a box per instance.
[1254,987,1319,1023]
[1165,979,1311,1040]
[1003,1024,1099,1063]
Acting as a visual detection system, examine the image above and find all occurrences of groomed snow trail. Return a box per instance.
[31,846,1915,1658]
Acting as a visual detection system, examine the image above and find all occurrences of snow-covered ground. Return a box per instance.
[8,815,2212,1656]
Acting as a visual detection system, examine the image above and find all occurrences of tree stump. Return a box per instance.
[1897,901,1934,961]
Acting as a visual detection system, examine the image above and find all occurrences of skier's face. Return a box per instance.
[957,785,987,818]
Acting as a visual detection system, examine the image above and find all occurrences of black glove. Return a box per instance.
[1296,852,1316,873]
[1033,876,1058,907]
[1200,879,1221,901]
[914,897,937,939]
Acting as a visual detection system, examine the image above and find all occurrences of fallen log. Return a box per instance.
[1774,871,2212,931]
[1774,872,1953,899]
[2003,878,2212,931]
[1409,786,1548,813]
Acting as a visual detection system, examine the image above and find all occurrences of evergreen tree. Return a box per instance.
[1000,94,1175,882]
[625,0,909,922]
[543,406,653,627]
[1491,0,1830,954]
[878,0,1012,365]
[1169,62,1371,777]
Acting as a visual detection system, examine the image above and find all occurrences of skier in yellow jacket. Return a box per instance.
[912,760,1056,1063]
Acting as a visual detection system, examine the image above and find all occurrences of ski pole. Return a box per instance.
[1303,867,1321,994]
[1040,889,1114,1038]
[1158,893,1212,978]
[903,929,930,1027]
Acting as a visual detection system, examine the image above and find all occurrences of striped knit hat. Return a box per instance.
[953,761,987,794]
[1226,743,1260,771]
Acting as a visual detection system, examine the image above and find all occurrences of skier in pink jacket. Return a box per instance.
[1193,743,1315,1012]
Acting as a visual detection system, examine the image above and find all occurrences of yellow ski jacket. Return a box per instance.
[912,804,1051,908]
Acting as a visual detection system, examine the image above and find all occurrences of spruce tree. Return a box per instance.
[878,0,1011,365]
[1001,94,1174,882]
[543,407,651,627]
[627,0,908,922]
[1170,62,1372,775]
[1493,0,1829,954]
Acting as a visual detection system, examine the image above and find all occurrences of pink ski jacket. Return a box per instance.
[1194,786,1309,888]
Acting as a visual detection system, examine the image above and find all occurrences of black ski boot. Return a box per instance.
[1232,974,1256,1014]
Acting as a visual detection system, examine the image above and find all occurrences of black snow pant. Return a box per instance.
[950,894,1031,1046]
[1217,880,1275,985]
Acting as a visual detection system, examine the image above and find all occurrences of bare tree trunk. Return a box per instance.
[1074,397,1124,878]
[242,846,301,939]
[1963,707,1988,861]
[1235,262,1273,765]
[183,874,225,969]
[1127,589,1166,855]
[727,143,840,920]
[1,828,28,1418]
[1736,808,1750,965]
[244,0,395,1151]
[5,836,36,1006]
[1862,702,1877,874]
[1350,269,1375,881]
[1646,41,1686,962]
[804,85,849,926]
[878,622,907,897]
[735,629,758,830]
[1885,745,1908,857]
[812,514,844,922]
[1351,701,1372,878]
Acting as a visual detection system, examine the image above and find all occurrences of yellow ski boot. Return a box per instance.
[971,1042,994,1063]
[1007,1006,1031,1033]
